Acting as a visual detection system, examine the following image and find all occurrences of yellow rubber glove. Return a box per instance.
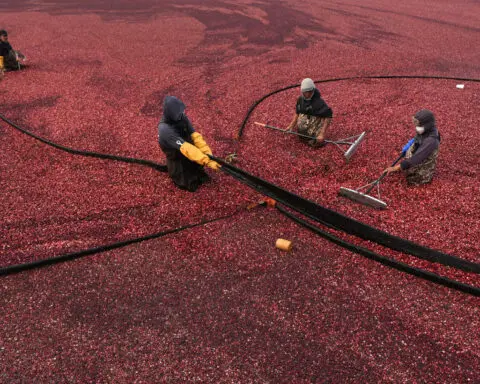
[180,142,221,171]
[191,132,213,155]
[206,159,221,171]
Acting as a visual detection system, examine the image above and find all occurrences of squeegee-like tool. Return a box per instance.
[339,138,416,209]
[254,122,365,161]
[332,131,366,161]
[339,186,388,209]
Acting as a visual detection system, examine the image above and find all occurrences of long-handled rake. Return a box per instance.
[254,122,365,161]
[339,138,415,209]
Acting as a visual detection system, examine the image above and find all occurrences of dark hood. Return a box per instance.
[296,88,332,118]
[163,96,186,124]
[414,109,436,133]
[412,109,440,149]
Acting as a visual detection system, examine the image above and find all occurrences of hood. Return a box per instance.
[300,78,315,93]
[413,109,440,148]
[163,96,186,123]
[414,109,436,133]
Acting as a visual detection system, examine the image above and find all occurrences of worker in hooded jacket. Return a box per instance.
[158,96,220,192]
[385,109,440,185]
[0,30,26,71]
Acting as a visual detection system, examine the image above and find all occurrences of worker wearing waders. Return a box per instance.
[158,96,220,192]
[286,78,333,147]
[0,30,26,71]
[385,109,440,185]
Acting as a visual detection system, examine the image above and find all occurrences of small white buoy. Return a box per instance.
[456,84,465,89]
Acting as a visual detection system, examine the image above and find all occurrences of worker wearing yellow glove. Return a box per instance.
[158,96,220,191]
[179,141,220,170]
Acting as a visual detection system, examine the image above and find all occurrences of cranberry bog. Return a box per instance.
[1,0,479,382]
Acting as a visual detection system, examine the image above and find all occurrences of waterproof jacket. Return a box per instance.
[0,41,13,58]
[296,88,333,118]
[158,96,207,191]
[401,110,441,170]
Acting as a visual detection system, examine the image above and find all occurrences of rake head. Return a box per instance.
[343,131,366,161]
[338,187,388,209]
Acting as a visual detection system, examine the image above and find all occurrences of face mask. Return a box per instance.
[416,126,425,135]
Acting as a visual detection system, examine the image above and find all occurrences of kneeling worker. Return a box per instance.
[158,96,220,192]
[385,109,440,185]
[0,30,26,71]
[286,78,333,147]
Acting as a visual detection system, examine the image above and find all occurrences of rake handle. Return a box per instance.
[254,122,318,140]
[365,153,405,194]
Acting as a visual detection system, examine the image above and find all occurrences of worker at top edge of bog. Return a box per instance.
[286,78,333,147]
[385,109,441,185]
[158,96,221,192]
[0,29,26,71]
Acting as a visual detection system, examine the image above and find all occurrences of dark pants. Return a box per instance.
[405,148,439,185]
[3,50,22,71]
[167,156,210,192]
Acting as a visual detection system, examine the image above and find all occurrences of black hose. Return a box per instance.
[213,155,480,274]
[0,113,167,172]
[237,75,480,138]
[0,213,236,276]
[276,205,479,297]
[2,75,479,295]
